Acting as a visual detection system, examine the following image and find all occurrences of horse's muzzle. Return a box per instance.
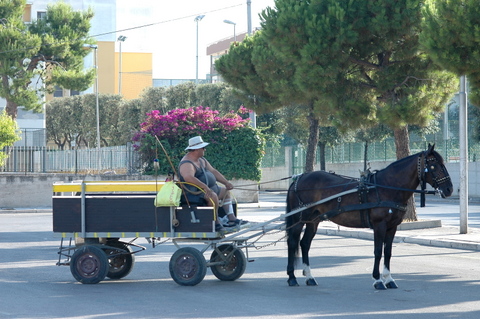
[438,187,452,198]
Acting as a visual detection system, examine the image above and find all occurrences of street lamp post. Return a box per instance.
[117,35,127,95]
[194,15,205,84]
[83,44,101,170]
[223,19,236,43]
[246,0,256,128]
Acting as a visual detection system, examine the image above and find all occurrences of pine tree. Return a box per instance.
[0,0,95,120]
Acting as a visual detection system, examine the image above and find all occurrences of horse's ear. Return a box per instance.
[427,143,435,154]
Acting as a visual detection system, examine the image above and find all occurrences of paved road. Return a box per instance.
[1,210,480,319]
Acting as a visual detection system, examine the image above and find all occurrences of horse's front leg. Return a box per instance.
[300,222,319,286]
[372,221,387,290]
[381,226,399,289]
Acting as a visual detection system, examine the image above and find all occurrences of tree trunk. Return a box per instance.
[5,98,18,121]
[393,125,417,221]
[319,141,326,171]
[305,111,319,173]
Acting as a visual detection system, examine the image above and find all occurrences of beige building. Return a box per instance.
[206,32,248,83]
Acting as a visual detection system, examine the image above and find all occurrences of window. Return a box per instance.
[53,86,63,98]
[37,11,46,20]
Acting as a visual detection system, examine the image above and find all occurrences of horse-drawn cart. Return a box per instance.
[52,180,285,286]
[53,146,454,289]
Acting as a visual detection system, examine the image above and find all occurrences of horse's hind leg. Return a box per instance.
[372,223,387,290]
[287,223,303,287]
[300,222,319,286]
[382,227,398,289]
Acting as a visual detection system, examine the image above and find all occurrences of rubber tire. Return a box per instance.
[105,241,135,279]
[70,245,109,284]
[169,247,207,286]
[210,244,247,281]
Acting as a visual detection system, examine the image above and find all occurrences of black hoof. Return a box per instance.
[385,281,398,289]
[306,278,318,286]
[288,278,299,287]
[374,281,387,290]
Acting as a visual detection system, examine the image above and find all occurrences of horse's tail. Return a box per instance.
[285,181,300,258]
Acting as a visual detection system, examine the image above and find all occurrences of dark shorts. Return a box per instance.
[180,184,222,206]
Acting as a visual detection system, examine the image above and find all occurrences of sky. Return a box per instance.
[114,0,275,80]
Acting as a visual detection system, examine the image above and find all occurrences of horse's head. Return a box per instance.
[422,144,453,198]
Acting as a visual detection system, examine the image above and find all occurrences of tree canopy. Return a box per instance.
[216,0,457,175]
[0,0,96,120]
[420,0,480,105]
[46,94,123,149]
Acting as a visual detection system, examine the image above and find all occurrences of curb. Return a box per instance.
[0,208,52,214]
[397,219,442,230]
[316,224,480,251]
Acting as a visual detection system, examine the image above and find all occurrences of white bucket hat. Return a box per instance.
[185,136,209,150]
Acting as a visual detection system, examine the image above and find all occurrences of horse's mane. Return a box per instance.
[317,149,444,184]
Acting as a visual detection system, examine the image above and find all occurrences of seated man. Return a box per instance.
[178,136,248,232]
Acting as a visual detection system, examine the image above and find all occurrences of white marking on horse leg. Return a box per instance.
[302,263,312,279]
[303,264,315,280]
[373,278,383,285]
[382,267,394,284]
[302,263,318,286]
[372,278,387,290]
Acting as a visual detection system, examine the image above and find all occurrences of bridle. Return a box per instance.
[417,151,451,206]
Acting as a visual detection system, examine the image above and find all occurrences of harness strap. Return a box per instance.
[321,201,407,223]
[293,174,305,206]
[357,173,372,228]
[418,152,427,207]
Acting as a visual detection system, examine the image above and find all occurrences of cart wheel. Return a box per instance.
[169,247,207,286]
[105,241,135,279]
[70,245,108,284]
[210,244,247,281]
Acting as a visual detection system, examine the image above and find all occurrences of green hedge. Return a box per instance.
[137,127,265,181]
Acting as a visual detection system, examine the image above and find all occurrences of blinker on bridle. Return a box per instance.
[417,152,451,207]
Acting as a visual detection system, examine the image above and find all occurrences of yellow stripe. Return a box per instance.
[150,232,154,238]
[94,232,98,238]
[135,232,140,237]
[53,181,165,193]
[122,232,125,238]
[107,232,111,237]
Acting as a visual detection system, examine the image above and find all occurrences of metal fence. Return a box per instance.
[1,145,141,174]
[261,136,480,174]
[2,136,478,174]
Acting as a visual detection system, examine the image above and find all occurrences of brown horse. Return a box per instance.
[285,144,453,289]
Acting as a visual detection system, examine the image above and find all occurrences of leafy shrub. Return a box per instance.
[0,111,21,166]
[133,106,265,181]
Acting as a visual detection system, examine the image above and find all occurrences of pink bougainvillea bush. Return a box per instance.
[132,106,264,180]
[136,106,248,144]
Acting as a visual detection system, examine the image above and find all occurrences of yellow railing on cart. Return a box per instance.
[53,181,164,193]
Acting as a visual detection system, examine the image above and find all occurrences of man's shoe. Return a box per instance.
[215,223,225,232]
